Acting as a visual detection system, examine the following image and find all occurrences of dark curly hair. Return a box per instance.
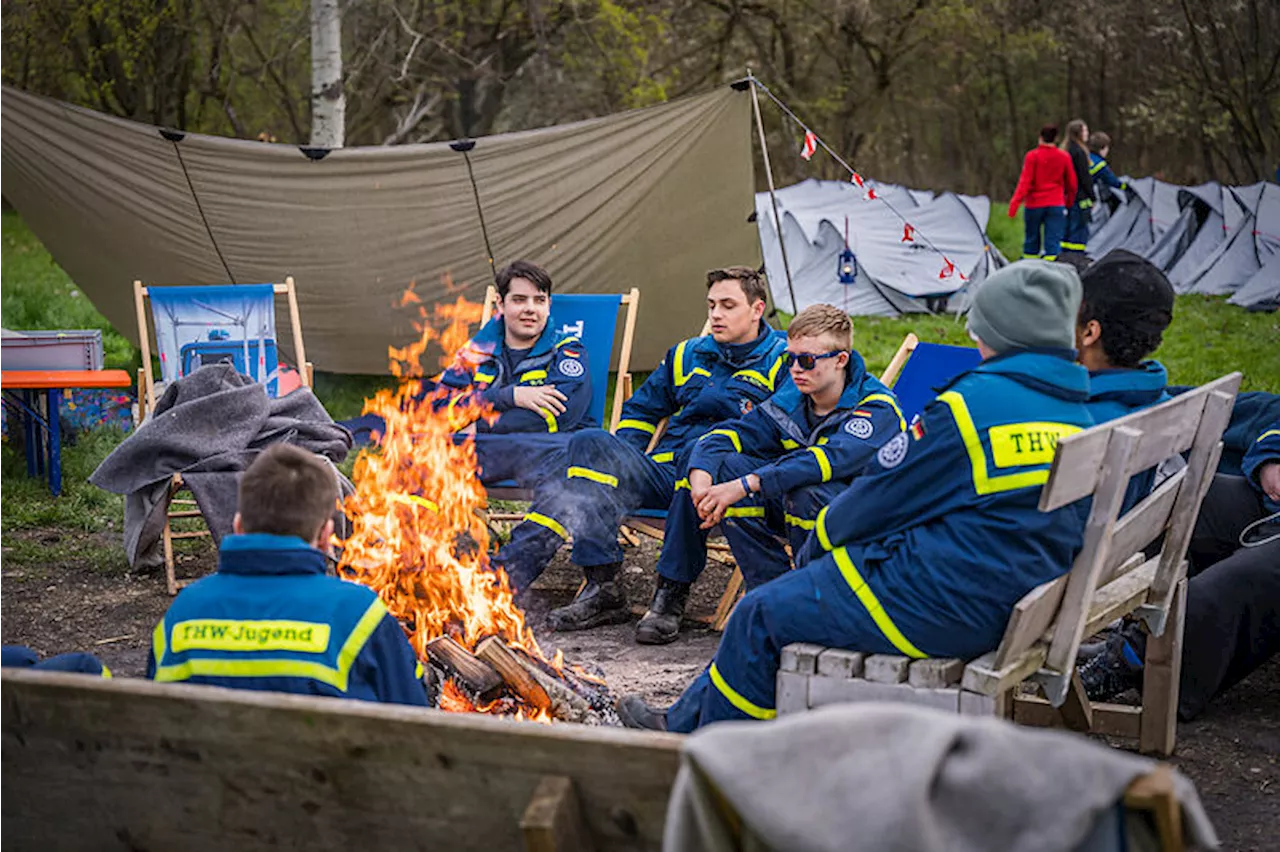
[1078,250,1175,368]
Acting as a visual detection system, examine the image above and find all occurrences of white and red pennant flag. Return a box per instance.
[800,130,817,161]
[901,224,916,243]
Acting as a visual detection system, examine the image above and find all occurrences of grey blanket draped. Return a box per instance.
[90,365,353,568]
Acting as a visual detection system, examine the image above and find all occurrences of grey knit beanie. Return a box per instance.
[967,260,1082,353]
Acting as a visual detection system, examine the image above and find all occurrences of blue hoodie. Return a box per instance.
[1087,361,1170,512]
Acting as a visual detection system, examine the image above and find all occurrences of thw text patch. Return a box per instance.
[987,422,1081,468]
[171,620,331,653]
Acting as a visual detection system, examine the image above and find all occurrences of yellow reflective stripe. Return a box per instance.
[1042,254,1058,261]
[768,353,786,387]
[704,428,743,453]
[567,466,618,487]
[807,446,832,482]
[709,662,776,720]
[650,452,675,463]
[673,340,691,387]
[171,619,332,653]
[817,436,830,445]
[988,421,1081,468]
[1088,159,1107,175]
[938,391,1065,495]
[1256,430,1280,443]
[101,665,112,678]
[858,392,907,431]
[832,548,926,658]
[415,661,424,679]
[526,512,569,540]
[785,513,816,530]
[1060,242,1086,250]
[555,336,580,348]
[815,505,833,551]
[725,506,766,518]
[520,369,548,382]
[474,372,496,383]
[780,438,800,450]
[155,598,387,692]
[542,409,559,434]
[617,419,657,435]
[152,619,168,664]
[733,369,772,389]
[675,477,690,491]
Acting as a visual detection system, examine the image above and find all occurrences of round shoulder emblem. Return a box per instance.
[876,432,909,469]
[845,417,874,440]
[558,358,585,378]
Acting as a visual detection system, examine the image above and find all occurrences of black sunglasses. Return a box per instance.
[784,350,845,371]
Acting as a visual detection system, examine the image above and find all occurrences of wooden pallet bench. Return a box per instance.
[777,373,1240,756]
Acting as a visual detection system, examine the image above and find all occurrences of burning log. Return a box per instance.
[426,636,504,703]
[476,637,553,715]
[513,654,603,726]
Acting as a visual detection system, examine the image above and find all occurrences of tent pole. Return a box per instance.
[748,73,800,317]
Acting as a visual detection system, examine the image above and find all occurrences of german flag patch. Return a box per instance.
[910,416,927,441]
[852,409,872,417]
[562,349,581,358]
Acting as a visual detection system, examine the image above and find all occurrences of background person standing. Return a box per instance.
[1009,124,1076,261]
[1061,119,1095,255]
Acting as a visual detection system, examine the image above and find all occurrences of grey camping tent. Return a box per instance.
[754,178,1006,315]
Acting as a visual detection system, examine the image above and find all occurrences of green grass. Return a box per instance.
[986,206,1024,261]
[1,207,1275,557]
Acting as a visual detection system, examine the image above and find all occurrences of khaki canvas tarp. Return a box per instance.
[1,85,757,372]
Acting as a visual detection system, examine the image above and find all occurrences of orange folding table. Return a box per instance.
[1,370,132,496]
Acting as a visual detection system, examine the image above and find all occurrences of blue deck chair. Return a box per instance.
[133,277,313,595]
[484,285,640,505]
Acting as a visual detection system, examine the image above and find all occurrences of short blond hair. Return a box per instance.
[787,304,852,350]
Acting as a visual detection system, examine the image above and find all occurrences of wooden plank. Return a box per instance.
[1124,765,1185,852]
[2,670,681,852]
[779,643,826,676]
[807,678,960,713]
[774,671,810,715]
[1057,672,1094,733]
[521,775,596,852]
[1149,388,1235,615]
[1140,579,1186,757]
[1013,695,1142,739]
[609,288,641,432]
[1045,426,1140,674]
[993,575,1067,669]
[1040,375,1240,511]
[907,658,964,688]
[816,649,864,679]
[134,279,156,416]
[879,333,917,387]
[1081,558,1159,640]
[961,646,1047,696]
[711,569,743,631]
[1102,473,1182,580]
[283,276,310,388]
[864,655,910,683]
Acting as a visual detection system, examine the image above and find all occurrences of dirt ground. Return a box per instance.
[2,530,1276,850]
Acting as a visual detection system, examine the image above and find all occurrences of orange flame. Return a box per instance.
[339,281,552,719]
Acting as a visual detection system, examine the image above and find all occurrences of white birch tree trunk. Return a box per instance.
[310,0,344,148]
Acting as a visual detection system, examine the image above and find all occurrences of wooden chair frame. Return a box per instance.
[777,372,1241,758]
[133,277,313,595]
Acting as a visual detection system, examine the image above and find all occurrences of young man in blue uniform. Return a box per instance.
[495,267,790,631]
[1075,249,1175,510]
[347,260,594,489]
[617,261,1095,731]
[147,444,429,706]
[1087,132,1128,197]
[635,304,905,645]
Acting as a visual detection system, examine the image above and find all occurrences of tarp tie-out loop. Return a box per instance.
[160,130,236,285]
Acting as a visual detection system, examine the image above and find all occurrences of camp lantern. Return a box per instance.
[838,248,857,285]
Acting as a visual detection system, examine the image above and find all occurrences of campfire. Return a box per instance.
[337,286,615,724]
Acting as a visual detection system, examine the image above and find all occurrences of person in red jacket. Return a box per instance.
[1009,124,1077,261]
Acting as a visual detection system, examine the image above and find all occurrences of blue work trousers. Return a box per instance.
[496,430,677,591]
[1062,203,1091,253]
[656,454,842,591]
[1022,206,1066,260]
[472,433,570,489]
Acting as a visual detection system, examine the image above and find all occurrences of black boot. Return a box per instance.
[617,695,668,731]
[1078,629,1145,702]
[546,565,629,632]
[635,577,691,645]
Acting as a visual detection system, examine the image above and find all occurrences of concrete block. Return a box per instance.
[864,655,911,683]
[908,658,965,688]
[775,670,810,715]
[816,648,865,679]
[808,678,961,713]
[779,643,826,675]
